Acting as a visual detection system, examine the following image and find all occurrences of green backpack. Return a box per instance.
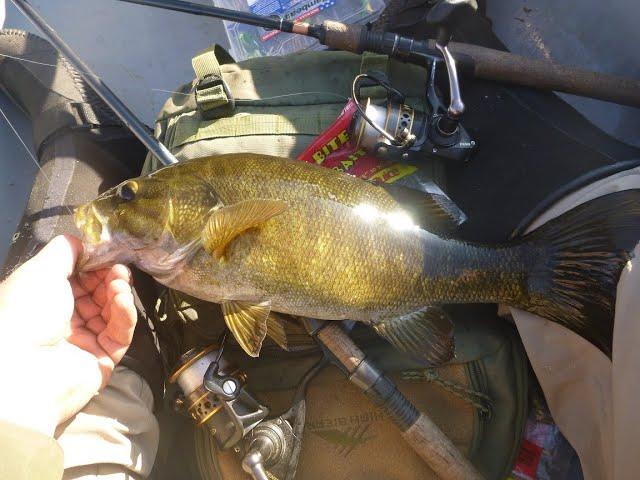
[145,47,528,480]
[142,47,429,172]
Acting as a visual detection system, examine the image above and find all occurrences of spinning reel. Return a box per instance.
[170,345,309,480]
[170,345,268,450]
[351,0,477,165]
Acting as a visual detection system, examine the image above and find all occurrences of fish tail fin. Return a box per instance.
[522,189,640,355]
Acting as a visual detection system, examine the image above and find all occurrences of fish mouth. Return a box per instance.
[74,203,127,272]
[77,242,123,272]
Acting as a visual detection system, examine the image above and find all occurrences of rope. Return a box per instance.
[401,368,494,417]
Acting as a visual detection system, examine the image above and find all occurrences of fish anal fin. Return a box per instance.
[221,300,270,357]
[203,199,288,259]
[374,306,454,365]
[266,312,314,351]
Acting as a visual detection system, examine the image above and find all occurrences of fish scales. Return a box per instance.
[165,154,434,321]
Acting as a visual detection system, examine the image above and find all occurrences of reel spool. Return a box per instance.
[351,72,423,160]
[170,345,269,450]
[352,96,425,158]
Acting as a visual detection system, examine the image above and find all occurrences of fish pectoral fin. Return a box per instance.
[373,306,455,365]
[222,300,271,357]
[266,313,314,351]
[202,199,288,259]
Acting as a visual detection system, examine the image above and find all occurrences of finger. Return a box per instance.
[70,310,86,329]
[106,279,132,303]
[75,295,102,320]
[106,291,137,345]
[70,278,88,298]
[86,316,107,335]
[94,269,109,280]
[101,302,111,323]
[99,291,137,365]
[77,271,104,293]
[26,235,83,279]
[91,268,127,308]
[106,264,132,285]
[92,282,107,307]
[101,279,132,325]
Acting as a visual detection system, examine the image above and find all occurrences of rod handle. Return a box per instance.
[447,40,640,108]
[321,20,365,53]
[403,413,484,480]
[316,323,484,480]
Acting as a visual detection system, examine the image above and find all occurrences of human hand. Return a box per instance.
[0,235,137,436]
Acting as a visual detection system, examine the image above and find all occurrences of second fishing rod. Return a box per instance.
[117,0,640,108]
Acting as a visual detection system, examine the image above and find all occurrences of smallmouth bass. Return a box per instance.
[75,153,640,360]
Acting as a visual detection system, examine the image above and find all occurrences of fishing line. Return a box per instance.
[0,38,345,214]
[152,88,348,102]
[0,102,75,216]
[8,6,349,110]
[0,51,58,67]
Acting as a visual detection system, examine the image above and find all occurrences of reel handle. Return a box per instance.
[242,450,269,480]
[426,0,479,46]
[426,0,478,135]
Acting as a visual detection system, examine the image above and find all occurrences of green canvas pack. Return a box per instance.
[146,48,528,479]
[142,46,428,173]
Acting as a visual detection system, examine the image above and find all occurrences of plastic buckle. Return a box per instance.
[196,73,224,92]
[195,73,235,119]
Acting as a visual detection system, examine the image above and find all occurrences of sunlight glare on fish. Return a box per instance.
[385,211,419,231]
[353,203,379,222]
[353,204,418,230]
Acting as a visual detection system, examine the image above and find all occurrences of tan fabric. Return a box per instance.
[55,366,159,480]
[213,364,476,480]
[510,167,640,480]
[0,420,63,480]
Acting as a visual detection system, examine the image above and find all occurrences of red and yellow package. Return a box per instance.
[297,100,417,184]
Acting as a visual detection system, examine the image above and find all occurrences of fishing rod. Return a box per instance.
[303,319,484,480]
[116,0,640,108]
[11,0,178,166]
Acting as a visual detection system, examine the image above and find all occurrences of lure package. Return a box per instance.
[297,100,419,184]
[511,409,582,480]
[212,0,384,60]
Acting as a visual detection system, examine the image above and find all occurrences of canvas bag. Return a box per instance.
[145,47,531,478]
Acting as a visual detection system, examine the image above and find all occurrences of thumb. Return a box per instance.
[26,235,84,279]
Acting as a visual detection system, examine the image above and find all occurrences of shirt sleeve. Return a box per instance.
[0,420,64,480]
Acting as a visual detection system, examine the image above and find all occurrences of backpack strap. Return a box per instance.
[192,45,236,118]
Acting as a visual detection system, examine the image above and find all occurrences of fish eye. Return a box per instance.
[117,181,138,201]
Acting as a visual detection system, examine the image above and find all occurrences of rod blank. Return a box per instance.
[11,0,178,166]
[116,0,295,31]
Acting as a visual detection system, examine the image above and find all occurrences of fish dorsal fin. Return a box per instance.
[380,182,466,234]
[221,300,271,357]
[374,306,455,365]
[202,199,288,259]
[266,313,315,351]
